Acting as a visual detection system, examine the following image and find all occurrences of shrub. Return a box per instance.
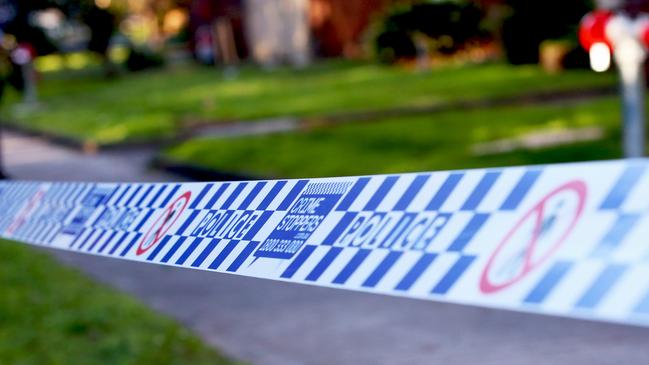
[502,0,592,65]
[372,1,486,64]
[125,46,164,72]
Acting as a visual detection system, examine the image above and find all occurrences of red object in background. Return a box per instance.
[11,43,36,65]
[639,18,649,48]
[310,0,389,57]
[579,10,614,51]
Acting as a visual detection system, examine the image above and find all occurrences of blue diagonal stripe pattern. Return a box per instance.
[600,164,646,210]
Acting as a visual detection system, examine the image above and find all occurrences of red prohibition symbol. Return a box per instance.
[6,190,45,235]
[480,180,587,294]
[137,191,192,256]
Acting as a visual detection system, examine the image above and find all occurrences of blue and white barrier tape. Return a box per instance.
[3,159,649,326]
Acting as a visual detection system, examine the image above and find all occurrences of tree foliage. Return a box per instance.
[373,1,486,64]
[502,0,593,64]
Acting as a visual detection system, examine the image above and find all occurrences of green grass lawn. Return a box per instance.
[6,61,616,144]
[164,97,623,178]
[0,239,240,365]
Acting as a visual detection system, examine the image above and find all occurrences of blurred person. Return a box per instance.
[0,30,36,104]
[0,30,13,180]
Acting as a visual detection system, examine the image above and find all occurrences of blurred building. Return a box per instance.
[189,0,393,66]
[245,0,310,67]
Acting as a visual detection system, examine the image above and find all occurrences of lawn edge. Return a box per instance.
[3,85,616,153]
[151,155,260,182]
[2,121,183,153]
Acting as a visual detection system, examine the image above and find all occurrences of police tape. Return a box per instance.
[3,159,649,327]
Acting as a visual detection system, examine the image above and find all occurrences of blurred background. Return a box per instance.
[2,1,649,365]
[0,0,630,179]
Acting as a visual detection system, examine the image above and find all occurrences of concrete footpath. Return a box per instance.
[4,131,649,365]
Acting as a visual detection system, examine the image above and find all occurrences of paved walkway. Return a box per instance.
[4,131,649,365]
